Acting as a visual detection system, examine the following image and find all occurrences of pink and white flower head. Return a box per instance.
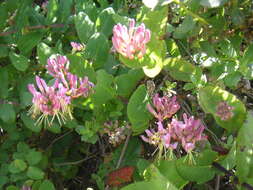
[28,76,72,126]
[46,55,69,78]
[170,113,207,153]
[112,19,151,59]
[141,121,178,150]
[216,101,234,121]
[70,42,85,52]
[147,94,180,121]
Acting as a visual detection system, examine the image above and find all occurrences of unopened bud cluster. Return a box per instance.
[28,55,94,126]
[112,19,151,59]
[216,101,234,121]
[104,121,130,147]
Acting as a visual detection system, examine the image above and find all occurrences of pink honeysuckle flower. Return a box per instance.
[141,121,178,150]
[46,55,69,78]
[169,113,207,153]
[65,73,94,98]
[28,76,72,125]
[216,101,234,120]
[70,42,85,52]
[112,19,151,59]
[147,94,180,121]
[21,186,31,190]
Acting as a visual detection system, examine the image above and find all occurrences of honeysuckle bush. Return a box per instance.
[0,0,253,189]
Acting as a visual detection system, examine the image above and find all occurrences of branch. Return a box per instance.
[212,162,253,190]
[0,23,66,37]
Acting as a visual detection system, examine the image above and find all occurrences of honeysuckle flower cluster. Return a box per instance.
[142,93,207,154]
[169,114,207,152]
[216,101,234,120]
[147,93,180,121]
[141,121,178,150]
[28,55,94,126]
[70,42,85,52]
[21,185,31,190]
[112,19,151,59]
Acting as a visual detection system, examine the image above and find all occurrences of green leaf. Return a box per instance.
[219,142,236,170]
[21,113,42,133]
[198,85,246,132]
[173,16,196,39]
[127,85,152,134]
[46,122,61,134]
[122,179,178,190]
[39,180,55,190]
[157,160,188,189]
[113,137,142,166]
[74,12,94,43]
[0,3,8,31]
[200,41,217,57]
[0,67,8,98]
[0,46,9,58]
[176,159,215,184]
[59,0,73,23]
[6,185,19,190]
[240,44,253,79]
[164,57,199,82]
[91,70,115,105]
[37,42,55,65]
[0,104,15,123]
[96,7,115,37]
[46,0,59,24]
[9,159,27,174]
[86,33,109,69]
[25,150,42,166]
[0,176,8,188]
[26,166,45,180]
[139,6,168,37]
[143,60,163,78]
[115,69,145,98]
[9,52,29,72]
[236,111,253,183]
[67,54,96,83]
[17,32,44,55]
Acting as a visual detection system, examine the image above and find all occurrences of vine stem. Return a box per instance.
[116,129,132,169]
[55,154,97,166]
[173,0,210,25]
[215,175,220,190]
[0,23,66,37]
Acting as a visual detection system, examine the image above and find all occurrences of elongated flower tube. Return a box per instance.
[65,73,94,98]
[46,55,69,78]
[216,101,234,120]
[112,19,151,59]
[141,121,178,150]
[170,113,207,153]
[147,94,180,121]
[28,76,72,126]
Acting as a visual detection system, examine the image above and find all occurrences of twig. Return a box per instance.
[116,129,132,169]
[46,130,73,150]
[0,23,66,37]
[215,175,220,190]
[212,162,253,190]
[55,154,97,166]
